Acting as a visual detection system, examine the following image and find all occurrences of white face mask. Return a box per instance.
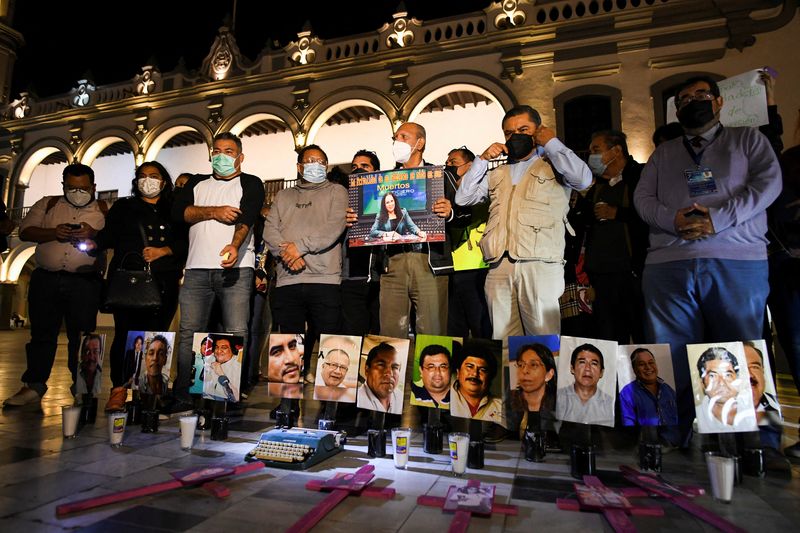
[302,162,327,183]
[64,188,92,207]
[392,140,414,164]
[137,177,163,198]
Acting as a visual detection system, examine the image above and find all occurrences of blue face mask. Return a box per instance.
[587,153,607,177]
[211,153,239,177]
[303,162,327,183]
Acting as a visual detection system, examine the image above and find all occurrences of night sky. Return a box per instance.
[10,0,493,99]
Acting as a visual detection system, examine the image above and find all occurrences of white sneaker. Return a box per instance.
[4,386,41,406]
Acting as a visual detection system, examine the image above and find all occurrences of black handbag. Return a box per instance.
[102,225,162,310]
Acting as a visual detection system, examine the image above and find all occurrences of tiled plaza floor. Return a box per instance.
[0,327,799,532]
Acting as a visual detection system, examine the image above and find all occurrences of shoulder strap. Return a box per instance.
[45,196,60,213]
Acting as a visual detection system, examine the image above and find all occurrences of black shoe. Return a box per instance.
[162,398,195,415]
[784,442,800,459]
[764,447,792,472]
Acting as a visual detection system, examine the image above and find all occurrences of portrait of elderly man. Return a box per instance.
[76,333,104,396]
[314,335,359,403]
[693,346,756,433]
[204,335,242,402]
[411,343,452,409]
[138,334,171,397]
[356,341,404,415]
[450,340,506,427]
[556,343,615,427]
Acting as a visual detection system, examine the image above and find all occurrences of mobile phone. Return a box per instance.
[761,66,778,78]
[67,223,81,229]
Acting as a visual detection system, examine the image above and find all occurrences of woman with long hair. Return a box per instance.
[369,191,426,241]
[510,343,558,434]
[82,161,187,411]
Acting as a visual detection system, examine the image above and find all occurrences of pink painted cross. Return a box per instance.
[557,475,664,533]
[286,464,396,533]
[417,479,518,533]
[619,465,746,533]
[55,462,266,517]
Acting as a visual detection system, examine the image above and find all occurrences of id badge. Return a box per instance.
[685,167,717,197]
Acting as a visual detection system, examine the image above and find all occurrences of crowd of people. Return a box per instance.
[2,72,798,465]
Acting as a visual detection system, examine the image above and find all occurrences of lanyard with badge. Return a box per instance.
[682,126,723,198]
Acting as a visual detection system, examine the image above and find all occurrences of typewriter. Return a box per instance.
[245,428,344,470]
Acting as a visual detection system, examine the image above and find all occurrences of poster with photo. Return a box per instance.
[555,336,617,427]
[197,332,245,402]
[449,338,506,428]
[75,333,106,396]
[266,333,305,400]
[313,334,362,403]
[443,484,495,515]
[132,331,176,396]
[410,334,461,410]
[745,339,782,427]
[688,342,757,434]
[617,344,677,427]
[125,331,146,390]
[506,335,559,419]
[189,334,214,395]
[356,335,410,415]
[347,166,445,247]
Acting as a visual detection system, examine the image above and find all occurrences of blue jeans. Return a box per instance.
[175,268,253,398]
[642,259,769,443]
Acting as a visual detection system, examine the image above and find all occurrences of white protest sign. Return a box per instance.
[665,69,768,128]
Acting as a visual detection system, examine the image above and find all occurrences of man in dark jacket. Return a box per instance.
[583,130,649,344]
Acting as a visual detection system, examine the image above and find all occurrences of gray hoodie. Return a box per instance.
[263,179,348,287]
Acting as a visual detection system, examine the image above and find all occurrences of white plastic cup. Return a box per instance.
[705,452,734,503]
[448,432,470,476]
[180,415,199,451]
[62,406,81,439]
[392,427,411,469]
[108,412,127,447]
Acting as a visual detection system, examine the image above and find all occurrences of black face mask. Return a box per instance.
[444,165,459,177]
[677,99,716,130]
[506,133,534,161]
[351,168,367,174]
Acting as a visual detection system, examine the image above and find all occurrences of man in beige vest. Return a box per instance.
[455,105,591,340]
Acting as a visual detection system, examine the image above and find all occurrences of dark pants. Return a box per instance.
[589,270,644,344]
[447,269,492,338]
[108,271,181,387]
[340,279,380,336]
[23,268,102,396]
[643,259,768,446]
[271,283,341,371]
[243,289,270,391]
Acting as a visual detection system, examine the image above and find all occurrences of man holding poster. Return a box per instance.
[633,75,781,446]
[367,122,469,338]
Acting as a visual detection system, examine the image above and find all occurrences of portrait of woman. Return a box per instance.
[509,343,558,434]
[369,191,426,242]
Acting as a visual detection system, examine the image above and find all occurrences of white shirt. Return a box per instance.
[357,382,403,415]
[203,358,241,402]
[449,383,507,428]
[186,177,255,269]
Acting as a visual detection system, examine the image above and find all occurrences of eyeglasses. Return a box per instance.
[302,158,327,165]
[676,90,715,109]
[323,362,348,372]
[422,363,449,373]
[516,360,545,371]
